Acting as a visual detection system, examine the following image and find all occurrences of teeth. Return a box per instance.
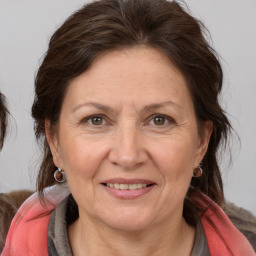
[106,183,148,190]
[114,183,120,189]
[129,184,138,190]
[137,184,143,189]
[120,184,129,190]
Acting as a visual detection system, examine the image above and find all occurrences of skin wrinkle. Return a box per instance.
[28,1,236,253]
[47,47,212,256]
[71,101,183,115]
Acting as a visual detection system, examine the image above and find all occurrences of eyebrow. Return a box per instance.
[72,101,182,113]
[72,102,112,113]
[142,101,182,113]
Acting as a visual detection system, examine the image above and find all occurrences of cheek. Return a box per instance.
[151,137,198,177]
[146,139,197,220]
[149,136,197,199]
[58,137,107,181]
[59,139,105,205]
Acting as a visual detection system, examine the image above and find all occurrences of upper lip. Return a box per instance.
[101,178,155,185]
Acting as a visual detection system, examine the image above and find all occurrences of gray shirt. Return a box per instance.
[48,195,210,256]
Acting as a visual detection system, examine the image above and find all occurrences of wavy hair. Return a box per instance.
[32,0,231,224]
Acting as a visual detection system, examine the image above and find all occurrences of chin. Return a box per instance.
[106,219,151,232]
[98,208,155,232]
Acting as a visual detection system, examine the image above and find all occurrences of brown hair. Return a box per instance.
[32,0,231,221]
[0,92,9,150]
[0,190,33,252]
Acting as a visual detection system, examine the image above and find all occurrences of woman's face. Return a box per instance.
[48,47,212,231]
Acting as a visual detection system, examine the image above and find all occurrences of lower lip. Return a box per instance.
[103,185,155,199]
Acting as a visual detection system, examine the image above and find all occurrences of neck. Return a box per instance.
[68,213,195,256]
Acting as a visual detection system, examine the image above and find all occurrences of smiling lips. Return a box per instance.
[106,183,149,190]
[102,179,155,199]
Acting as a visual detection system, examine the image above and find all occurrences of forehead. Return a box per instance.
[63,47,193,111]
[84,47,185,87]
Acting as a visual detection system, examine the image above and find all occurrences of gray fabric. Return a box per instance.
[48,196,73,256]
[191,218,210,256]
[224,202,256,251]
[48,195,209,256]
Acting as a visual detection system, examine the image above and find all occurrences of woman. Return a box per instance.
[2,0,255,255]
[0,93,34,252]
[0,92,9,250]
[0,91,8,250]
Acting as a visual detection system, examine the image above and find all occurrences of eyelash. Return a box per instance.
[147,114,175,127]
[81,114,107,127]
[80,113,175,128]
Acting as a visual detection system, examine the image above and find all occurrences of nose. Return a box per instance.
[108,125,148,170]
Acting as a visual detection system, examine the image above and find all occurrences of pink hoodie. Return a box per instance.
[2,186,255,256]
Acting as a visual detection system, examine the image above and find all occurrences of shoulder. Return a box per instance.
[224,202,256,251]
[2,185,69,256]
[190,190,255,255]
[0,190,33,252]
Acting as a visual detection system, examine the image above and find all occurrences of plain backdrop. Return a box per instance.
[0,0,255,214]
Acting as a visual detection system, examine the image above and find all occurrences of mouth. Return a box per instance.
[102,183,154,190]
[101,179,156,199]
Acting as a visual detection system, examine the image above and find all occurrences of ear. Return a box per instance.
[194,121,213,168]
[45,120,63,169]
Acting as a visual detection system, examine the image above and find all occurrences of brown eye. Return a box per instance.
[153,116,166,125]
[88,116,105,126]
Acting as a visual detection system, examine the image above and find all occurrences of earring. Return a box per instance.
[54,167,66,183]
[193,163,203,178]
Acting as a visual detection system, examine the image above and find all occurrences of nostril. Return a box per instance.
[108,139,148,170]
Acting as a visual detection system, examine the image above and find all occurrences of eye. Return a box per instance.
[149,114,173,126]
[85,115,106,126]
[153,115,166,125]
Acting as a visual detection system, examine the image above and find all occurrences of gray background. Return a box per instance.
[0,0,255,213]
